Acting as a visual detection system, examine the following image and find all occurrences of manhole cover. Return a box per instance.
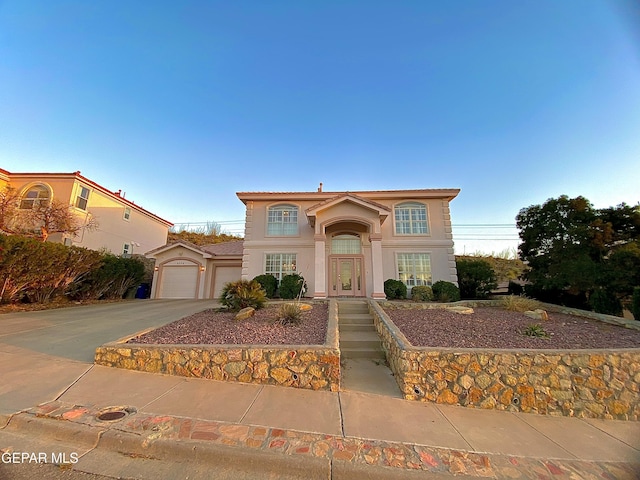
[96,406,136,422]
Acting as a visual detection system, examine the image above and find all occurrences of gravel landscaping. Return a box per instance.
[128,303,329,345]
[386,307,640,349]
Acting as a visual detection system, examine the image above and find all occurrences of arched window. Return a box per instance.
[394,202,428,235]
[331,234,361,254]
[267,204,298,236]
[19,184,51,209]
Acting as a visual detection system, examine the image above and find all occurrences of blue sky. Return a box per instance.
[1,1,639,254]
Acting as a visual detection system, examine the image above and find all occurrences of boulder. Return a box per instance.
[524,309,549,321]
[446,306,474,315]
[235,307,255,321]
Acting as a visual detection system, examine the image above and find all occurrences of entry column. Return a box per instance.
[370,234,386,299]
[313,234,327,298]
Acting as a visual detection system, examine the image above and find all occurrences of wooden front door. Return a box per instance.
[330,257,363,296]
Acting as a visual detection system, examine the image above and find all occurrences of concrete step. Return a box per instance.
[338,302,369,315]
[339,323,376,333]
[341,347,386,360]
[338,314,374,325]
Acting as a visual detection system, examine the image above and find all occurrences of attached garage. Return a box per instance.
[213,266,241,298]
[159,262,199,299]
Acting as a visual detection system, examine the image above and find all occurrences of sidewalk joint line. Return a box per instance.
[54,364,95,401]
[511,412,578,460]
[239,385,264,423]
[139,378,184,410]
[337,392,345,438]
[433,404,474,451]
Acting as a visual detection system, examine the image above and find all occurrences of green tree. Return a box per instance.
[516,196,640,310]
[456,258,498,299]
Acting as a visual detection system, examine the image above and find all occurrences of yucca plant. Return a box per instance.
[275,302,303,325]
[220,280,266,311]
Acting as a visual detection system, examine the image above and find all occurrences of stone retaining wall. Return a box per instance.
[370,301,640,420]
[95,300,340,391]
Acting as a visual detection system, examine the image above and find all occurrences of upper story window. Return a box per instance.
[394,202,429,235]
[267,204,298,236]
[331,234,361,254]
[75,186,90,210]
[123,206,132,221]
[19,184,51,209]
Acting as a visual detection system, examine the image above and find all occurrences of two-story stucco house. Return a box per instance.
[0,168,172,255]
[148,186,459,300]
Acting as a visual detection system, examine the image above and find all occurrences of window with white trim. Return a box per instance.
[123,206,131,220]
[331,234,361,254]
[75,186,90,210]
[19,185,50,209]
[267,205,298,236]
[397,253,432,288]
[123,243,131,257]
[265,253,297,280]
[394,202,428,235]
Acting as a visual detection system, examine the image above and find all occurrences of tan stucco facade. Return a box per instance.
[1,169,171,255]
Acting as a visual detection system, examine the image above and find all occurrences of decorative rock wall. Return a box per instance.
[370,301,640,420]
[95,300,341,392]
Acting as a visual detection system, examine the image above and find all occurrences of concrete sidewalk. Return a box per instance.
[2,364,639,479]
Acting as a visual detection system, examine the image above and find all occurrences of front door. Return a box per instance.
[330,257,363,296]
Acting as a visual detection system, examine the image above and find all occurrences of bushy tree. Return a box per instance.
[517,196,640,312]
[253,274,278,298]
[384,279,407,300]
[432,281,460,302]
[456,258,498,299]
[279,274,306,299]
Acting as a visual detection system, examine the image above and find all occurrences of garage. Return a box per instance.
[159,263,199,299]
[213,266,242,298]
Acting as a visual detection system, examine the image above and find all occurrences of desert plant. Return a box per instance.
[502,295,541,313]
[275,302,303,325]
[253,274,278,298]
[279,274,306,300]
[632,287,640,321]
[431,281,460,302]
[411,285,433,302]
[384,279,407,300]
[220,280,266,311]
[589,288,623,317]
[456,258,498,299]
[521,323,550,338]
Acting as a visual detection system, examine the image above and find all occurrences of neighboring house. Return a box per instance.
[0,168,172,255]
[149,186,459,299]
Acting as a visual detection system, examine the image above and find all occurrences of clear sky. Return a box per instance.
[1,1,639,254]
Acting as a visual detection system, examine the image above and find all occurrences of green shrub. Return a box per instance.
[220,280,266,311]
[279,274,306,300]
[456,258,498,299]
[589,289,623,317]
[507,281,524,296]
[71,254,146,300]
[632,287,640,321]
[411,285,433,302]
[253,274,278,298]
[432,281,460,302]
[275,302,303,325]
[521,323,550,339]
[384,279,407,300]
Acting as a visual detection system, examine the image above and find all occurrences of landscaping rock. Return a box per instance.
[446,306,474,315]
[524,309,549,321]
[235,307,255,321]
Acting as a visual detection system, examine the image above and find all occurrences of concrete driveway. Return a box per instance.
[0,299,218,420]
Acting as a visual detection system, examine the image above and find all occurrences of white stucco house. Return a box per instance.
[147,186,459,300]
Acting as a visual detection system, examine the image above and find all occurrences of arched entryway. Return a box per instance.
[328,233,365,297]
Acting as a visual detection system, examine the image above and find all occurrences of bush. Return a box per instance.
[502,295,541,312]
[71,254,146,300]
[432,281,460,302]
[456,258,498,299]
[411,285,433,302]
[384,279,407,300]
[632,287,640,321]
[275,302,303,325]
[253,274,278,298]
[507,281,524,296]
[279,274,306,300]
[589,289,623,317]
[220,280,266,311]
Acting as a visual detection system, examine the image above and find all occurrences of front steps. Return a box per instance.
[338,301,385,360]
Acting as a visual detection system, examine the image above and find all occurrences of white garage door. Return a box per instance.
[213,266,242,298]
[160,265,198,299]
